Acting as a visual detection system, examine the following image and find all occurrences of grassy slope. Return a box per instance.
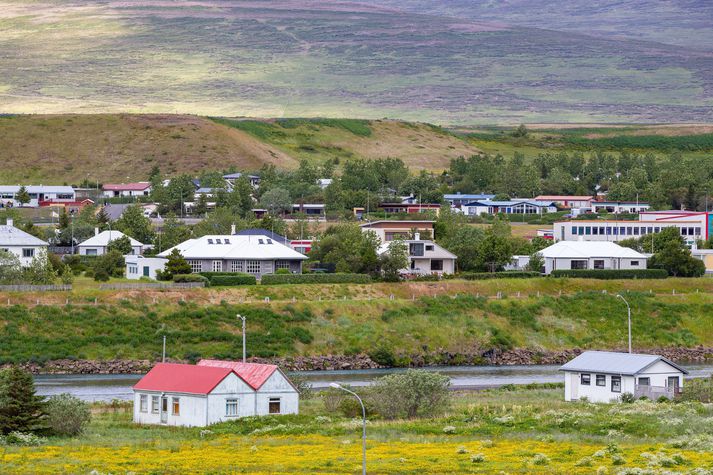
[2,279,713,363]
[5,387,713,473]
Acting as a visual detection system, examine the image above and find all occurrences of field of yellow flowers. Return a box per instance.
[2,387,713,474]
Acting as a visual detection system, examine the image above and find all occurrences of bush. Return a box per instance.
[93,269,110,282]
[550,269,668,279]
[369,369,450,419]
[172,274,209,285]
[620,392,636,403]
[45,393,91,436]
[261,273,371,285]
[4,431,44,446]
[460,271,541,280]
[199,273,257,286]
[368,345,396,367]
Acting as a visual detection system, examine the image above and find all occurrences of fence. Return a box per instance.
[634,384,677,400]
[98,282,205,290]
[0,284,72,292]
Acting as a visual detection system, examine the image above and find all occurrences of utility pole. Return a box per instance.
[238,314,246,362]
[616,294,632,354]
[162,335,166,362]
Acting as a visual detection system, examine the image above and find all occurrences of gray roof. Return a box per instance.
[0,225,48,247]
[559,351,688,376]
[235,228,289,245]
[102,204,131,221]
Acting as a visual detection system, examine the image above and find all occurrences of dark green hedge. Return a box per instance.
[550,269,668,279]
[261,273,372,285]
[460,271,541,280]
[172,274,210,284]
[201,273,257,286]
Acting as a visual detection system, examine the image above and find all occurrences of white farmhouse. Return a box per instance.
[0,185,75,208]
[537,241,647,274]
[125,255,167,280]
[560,351,687,403]
[133,361,298,427]
[77,229,144,256]
[0,219,48,267]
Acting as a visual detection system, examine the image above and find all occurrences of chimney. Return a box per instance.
[94,227,99,236]
[231,224,236,235]
[6,218,13,227]
[414,232,420,241]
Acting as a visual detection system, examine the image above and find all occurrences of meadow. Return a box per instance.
[2,386,713,474]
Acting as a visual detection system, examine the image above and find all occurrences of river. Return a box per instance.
[34,363,713,402]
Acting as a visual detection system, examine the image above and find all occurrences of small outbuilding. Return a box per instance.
[77,229,144,256]
[536,241,647,274]
[560,351,687,403]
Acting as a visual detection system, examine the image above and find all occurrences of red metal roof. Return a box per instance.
[133,363,234,395]
[198,360,278,390]
[103,182,151,191]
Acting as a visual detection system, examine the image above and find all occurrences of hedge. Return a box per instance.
[550,269,669,279]
[261,273,372,285]
[460,271,541,280]
[172,274,210,284]
[209,274,257,286]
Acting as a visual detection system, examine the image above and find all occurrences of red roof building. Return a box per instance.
[133,363,235,395]
[198,359,292,391]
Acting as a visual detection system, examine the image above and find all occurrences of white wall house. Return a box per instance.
[535,241,647,274]
[102,182,152,198]
[462,200,557,216]
[561,351,687,403]
[133,361,298,427]
[0,219,49,267]
[590,201,650,214]
[0,185,75,208]
[125,256,167,280]
[378,237,457,276]
[535,195,593,210]
[77,229,144,256]
[158,234,308,278]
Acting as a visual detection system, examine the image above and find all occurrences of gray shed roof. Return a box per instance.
[559,351,688,376]
[0,225,48,247]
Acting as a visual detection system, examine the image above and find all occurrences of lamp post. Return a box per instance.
[616,294,632,353]
[238,314,246,362]
[329,383,366,475]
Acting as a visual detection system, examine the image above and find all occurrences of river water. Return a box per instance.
[34,363,713,402]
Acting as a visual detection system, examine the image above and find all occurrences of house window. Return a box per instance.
[637,377,650,386]
[581,374,591,385]
[188,260,202,273]
[212,260,222,272]
[230,260,244,273]
[22,248,34,258]
[151,395,160,413]
[425,245,434,251]
[431,260,443,271]
[139,394,148,412]
[409,243,424,257]
[128,265,138,275]
[611,376,621,393]
[630,261,639,266]
[246,260,260,274]
[86,249,98,256]
[593,260,605,269]
[596,374,606,386]
[275,260,291,270]
[172,397,180,415]
[570,260,587,270]
[226,399,238,417]
[269,397,281,414]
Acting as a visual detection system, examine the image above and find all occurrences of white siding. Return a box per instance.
[255,371,299,416]
[133,391,208,427]
[206,373,258,423]
[564,371,635,403]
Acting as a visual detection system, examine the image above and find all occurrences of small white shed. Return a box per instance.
[133,361,299,427]
[560,351,687,403]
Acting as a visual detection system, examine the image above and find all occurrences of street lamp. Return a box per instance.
[329,383,366,475]
[238,314,246,363]
[616,294,632,354]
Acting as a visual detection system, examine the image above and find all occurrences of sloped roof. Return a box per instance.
[535,195,593,201]
[77,230,144,248]
[464,200,556,207]
[443,193,495,200]
[0,225,48,247]
[235,228,289,245]
[538,241,645,259]
[560,351,688,375]
[103,182,151,191]
[0,185,75,194]
[133,363,235,395]
[157,234,308,260]
[198,359,285,391]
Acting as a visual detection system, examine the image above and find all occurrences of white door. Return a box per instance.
[570,373,579,400]
[160,397,168,424]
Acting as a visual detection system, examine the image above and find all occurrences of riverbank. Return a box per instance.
[13,346,713,375]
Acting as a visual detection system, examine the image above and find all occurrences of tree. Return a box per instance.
[155,215,191,253]
[15,186,30,207]
[511,124,528,137]
[22,250,57,285]
[115,205,155,244]
[260,187,292,215]
[107,235,133,255]
[92,250,125,280]
[379,240,408,281]
[439,225,485,272]
[158,249,192,280]
[475,232,514,272]
[309,224,379,274]
[45,393,91,437]
[0,366,46,434]
[526,252,544,272]
[0,250,23,284]
[369,369,450,419]
[649,240,705,277]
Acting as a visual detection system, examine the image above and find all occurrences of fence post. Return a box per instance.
[94,297,98,306]
[264,297,270,303]
[672,289,676,295]
[292,297,296,303]
[537,291,540,298]
[517,291,520,298]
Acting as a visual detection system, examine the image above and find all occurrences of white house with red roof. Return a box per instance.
[102,182,152,198]
[133,361,298,427]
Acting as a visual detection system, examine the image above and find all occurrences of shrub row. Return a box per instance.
[460,271,541,280]
[209,274,257,286]
[261,273,372,285]
[550,269,669,279]
[172,274,210,284]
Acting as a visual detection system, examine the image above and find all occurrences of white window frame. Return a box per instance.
[212,260,222,272]
[139,394,148,412]
[226,398,238,417]
[268,397,281,414]
[230,260,244,273]
[172,397,180,416]
[22,248,34,258]
[275,260,291,270]
[246,260,260,274]
[151,395,160,413]
[188,260,202,273]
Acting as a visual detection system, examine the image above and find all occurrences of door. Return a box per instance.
[570,373,579,400]
[160,397,168,423]
[667,376,680,393]
[143,266,150,277]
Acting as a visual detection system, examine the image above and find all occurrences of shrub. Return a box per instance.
[204,274,257,286]
[368,345,396,367]
[550,269,668,279]
[369,369,450,419]
[172,274,209,285]
[460,271,540,280]
[532,453,550,465]
[4,431,44,446]
[45,393,91,436]
[470,453,485,463]
[93,269,110,282]
[620,392,636,403]
[0,366,45,434]
[261,273,371,285]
